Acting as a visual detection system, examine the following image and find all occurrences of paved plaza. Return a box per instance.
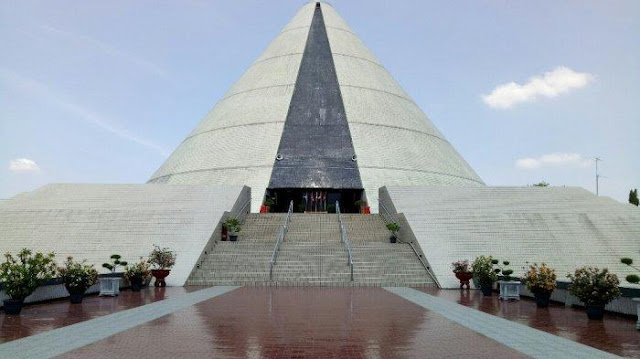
[0,286,638,358]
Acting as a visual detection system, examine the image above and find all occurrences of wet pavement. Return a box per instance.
[418,287,640,358]
[0,286,638,358]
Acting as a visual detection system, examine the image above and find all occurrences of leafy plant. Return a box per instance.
[620,256,640,284]
[451,259,470,273]
[263,196,275,207]
[471,255,498,286]
[523,263,557,292]
[58,256,98,291]
[495,260,515,281]
[102,254,128,273]
[0,249,57,301]
[225,217,241,234]
[567,266,621,306]
[124,258,151,281]
[533,181,550,187]
[149,245,176,270]
[629,189,639,206]
[386,223,400,236]
[354,199,367,207]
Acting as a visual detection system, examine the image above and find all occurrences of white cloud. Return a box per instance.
[516,153,592,170]
[0,67,169,156]
[482,66,594,109]
[9,158,40,173]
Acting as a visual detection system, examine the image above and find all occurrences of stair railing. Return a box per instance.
[269,200,294,281]
[379,201,441,287]
[336,201,354,281]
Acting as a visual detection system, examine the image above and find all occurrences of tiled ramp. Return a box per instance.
[385,287,620,359]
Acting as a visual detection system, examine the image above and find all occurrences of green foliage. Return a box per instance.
[58,256,98,290]
[354,199,367,207]
[629,189,639,206]
[124,257,151,281]
[0,249,57,301]
[567,266,621,306]
[620,255,640,284]
[533,181,550,187]
[102,254,127,272]
[148,245,176,270]
[263,196,275,207]
[471,255,498,285]
[386,222,400,235]
[523,263,557,292]
[225,217,242,233]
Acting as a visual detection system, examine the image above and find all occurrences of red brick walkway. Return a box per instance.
[0,287,190,343]
[59,287,526,358]
[418,287,639,358]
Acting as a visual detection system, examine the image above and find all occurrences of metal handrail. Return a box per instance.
[378,201,441,288]
[336,201,354,281]
[269,201,294,280]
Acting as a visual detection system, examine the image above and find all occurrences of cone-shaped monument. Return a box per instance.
[148,2,484,212]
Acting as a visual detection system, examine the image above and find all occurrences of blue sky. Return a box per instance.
[1,1,638,202]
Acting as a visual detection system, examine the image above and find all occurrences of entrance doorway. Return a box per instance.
[265,189,363,213]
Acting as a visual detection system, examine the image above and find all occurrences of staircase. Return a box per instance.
[186,213,435,287]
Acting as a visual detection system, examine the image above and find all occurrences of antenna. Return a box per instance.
[594,157,602,196]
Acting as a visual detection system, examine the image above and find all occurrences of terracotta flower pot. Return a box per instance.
[454,271,473,289]
[151,269,171,287]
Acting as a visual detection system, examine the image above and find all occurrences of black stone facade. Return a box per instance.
[267,3,363,190]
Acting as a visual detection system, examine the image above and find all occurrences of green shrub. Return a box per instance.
[567,266,621,306]
[0,249,57,301]
[58,256,98,290]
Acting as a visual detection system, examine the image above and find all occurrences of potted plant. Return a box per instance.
[0,249,57,315]
[522,263,557,307]
[620,256,640,329]
[471,255,498,296]
[260,197,275,213]
[100,254,128,296]
[567,266,621,320]
[124,258,151,292]
[496,260,521,300]
[149,245,177,287]
[354,199,370,214]
[58,256,99,304]
[451,259,472,289]
[225,217,241,242]
[386,222,400,243]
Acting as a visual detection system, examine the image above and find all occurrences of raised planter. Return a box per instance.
[498,280,521,300]
[454,271,473,289]
[98,277,121,296]
[633,298,640,330]
[151,269,171,287]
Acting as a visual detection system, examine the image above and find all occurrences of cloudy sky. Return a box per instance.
[1,1,638,202]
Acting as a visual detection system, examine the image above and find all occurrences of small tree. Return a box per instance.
[533,181,550,187]
[629,189,639,206]
[102,254,128,273]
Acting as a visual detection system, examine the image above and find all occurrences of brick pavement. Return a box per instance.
[417,287,640,358]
